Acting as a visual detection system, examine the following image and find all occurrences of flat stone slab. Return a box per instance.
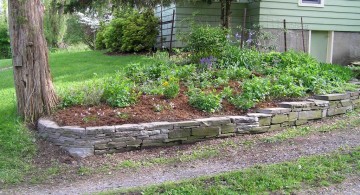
[314,94,350,101]
[307,99,330,107]
[247,113,272,118]
[257,108,291,114]
[278,101,314,108]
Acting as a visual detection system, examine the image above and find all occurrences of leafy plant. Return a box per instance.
[58,79,104,107]
[0,22,11,59]
[230,77,271,110]
[102,74,140,107]
[163,79,180,99]
[100,8,159,52]
[188,88,222,113]
[181,24,229,62]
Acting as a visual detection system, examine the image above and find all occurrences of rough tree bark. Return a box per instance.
[220,0,225,27]
[224,0,232,29]
[8,0,58,122]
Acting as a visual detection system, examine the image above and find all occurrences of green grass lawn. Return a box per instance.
[104,147,360,195]
[0,59,11,68]
[0,50,147,185]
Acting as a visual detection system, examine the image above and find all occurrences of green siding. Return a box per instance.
[175,2,248,28]
[173,2,248,47]
[258,0,360,31]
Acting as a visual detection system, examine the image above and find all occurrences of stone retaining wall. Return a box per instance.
[38,90,360,158]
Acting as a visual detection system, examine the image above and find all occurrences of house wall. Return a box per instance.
[257,0,360,31]
[155,3,177,49]
[156,2,248,48]
[333,32,360,65]
[256,0,360,64]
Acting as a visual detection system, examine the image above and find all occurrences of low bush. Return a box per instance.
[97,9,158,53]
[181,24,229,63]
[102,73,140,107]
[188,88,222,113]
[0,22,11,59]
[230,77,271,110]
[163,79,180,99]
[58,80,104,107]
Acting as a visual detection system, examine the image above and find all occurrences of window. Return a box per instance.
[299,0,324,7]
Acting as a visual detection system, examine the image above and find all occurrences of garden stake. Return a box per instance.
[241,8,247,48]
[283,19,287,52]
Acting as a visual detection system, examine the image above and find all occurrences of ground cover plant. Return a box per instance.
[54,45,356,127]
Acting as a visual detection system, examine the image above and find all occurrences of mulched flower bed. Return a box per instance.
[52,93,279,128]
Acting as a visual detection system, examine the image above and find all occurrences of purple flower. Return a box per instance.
[235,32,241,40]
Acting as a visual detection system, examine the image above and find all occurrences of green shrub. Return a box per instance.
[58,80,104,107]
[103,18,124,52]
[121,9,159,52]
[225,66,252,81]
[182,24,228,62]
[95,24,107,50]
[270,75,306,98]
[188,88,222,113]
[230,77,271,110]
[219,45,262,70]
[0,22,11,59]
[102,74,140,107]
[163,80,180,99]
[101,9,159,52]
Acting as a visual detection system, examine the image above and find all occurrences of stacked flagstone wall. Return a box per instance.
[38,90,360,158]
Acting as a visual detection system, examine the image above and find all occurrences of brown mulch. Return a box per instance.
[52,91,284,127]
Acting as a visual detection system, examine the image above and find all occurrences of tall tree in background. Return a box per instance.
[8,0,58,122]
[44,0,67,48]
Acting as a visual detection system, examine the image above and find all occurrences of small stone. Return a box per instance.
[249,126,270,134]
[173,121,201,129]
[64,147,94,158]
[298,110,322,120]
[270,124,282,131]
[168,129,191,139]
[314,93,350,101]
[340,99,352,107]
[195,117,231,126]
[115,124,144,132]
[94,144,108,150]
[288,112,299,122]
[164,138,187,143]
[108,142,126,149]
[257,108,291,114]
[217,133,235,138]
[327,106,352,116]
[192,127,220,137]
[272,114,289,124]
[278,101,314,110]
[86,126,115,134]
[221,124,236,134]
[295,120,308,126]
[307,99,330,107]
[229,116,258,124]
[140,122,174,130]
[146,134,168,140]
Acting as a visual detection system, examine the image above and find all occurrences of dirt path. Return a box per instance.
[296,176,360,195]
[1,122,359,195]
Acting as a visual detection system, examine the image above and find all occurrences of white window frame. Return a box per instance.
[299,0,325,8]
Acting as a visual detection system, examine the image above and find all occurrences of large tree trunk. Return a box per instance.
[8,0,58,122]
